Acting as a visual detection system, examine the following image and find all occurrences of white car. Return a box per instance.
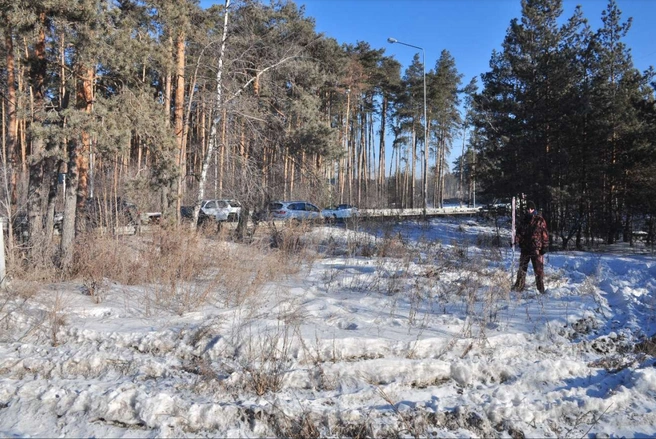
[219,199,242,222]
[322,204,358,220]
[199,199,242,222]
[267,201,322,221]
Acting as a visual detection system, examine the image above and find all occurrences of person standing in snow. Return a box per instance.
[512,200,549,293]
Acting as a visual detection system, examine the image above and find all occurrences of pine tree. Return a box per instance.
[586,0,652,243]
[474,0,586,232]
[428,50,462,208]
[374,56,401,203]
[393,54,424,209]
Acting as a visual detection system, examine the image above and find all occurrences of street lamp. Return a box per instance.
[388,37,428,216]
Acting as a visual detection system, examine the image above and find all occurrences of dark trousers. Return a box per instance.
[513,252,545,293]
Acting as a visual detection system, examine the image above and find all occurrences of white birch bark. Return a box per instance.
[192,0,230,228]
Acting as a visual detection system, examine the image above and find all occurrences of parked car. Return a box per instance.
[322,204,358,220]
[180,206,196,222]
[220,199,242,222]
[181,199,242,225]
[267,201,322,221]
[181,205,214,224]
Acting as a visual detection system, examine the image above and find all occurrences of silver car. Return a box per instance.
[267,201,322,221]
[321,203,358,220]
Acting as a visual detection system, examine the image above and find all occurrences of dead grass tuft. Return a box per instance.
[239,323,296,396]
[267,406,321,439]
[0,280,40,341]
[6,239,60,283]
[375,231,407,258]
[65,224,312,314]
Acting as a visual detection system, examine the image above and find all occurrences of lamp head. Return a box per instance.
[387,37,397,44]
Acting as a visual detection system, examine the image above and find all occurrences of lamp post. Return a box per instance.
[388,37,428,216]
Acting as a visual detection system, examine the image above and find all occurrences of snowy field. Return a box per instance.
[1,217,655,438]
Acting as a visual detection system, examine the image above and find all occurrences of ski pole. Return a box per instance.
[510,197,516,290]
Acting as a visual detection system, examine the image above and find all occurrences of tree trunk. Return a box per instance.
[76,66,94,205]
[193,0,230,228]
[59,63,93,270]
[59,139,80,272]
[218,107,226,197]
[358,110,365,206]
[345,94,352,203]
[164,36,172,128]
[410,123,416,209]
[174,30,186,223]
[378,96,387,201]
[5,28,17,206]
[26,12,48,260]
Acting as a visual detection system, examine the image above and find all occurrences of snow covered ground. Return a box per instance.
[1,217,655,438]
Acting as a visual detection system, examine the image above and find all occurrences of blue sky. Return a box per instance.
[299,0,655,87]
[202,0,656,170]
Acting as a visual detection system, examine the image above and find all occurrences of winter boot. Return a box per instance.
[536,277,545,294]
[512,271,526,292]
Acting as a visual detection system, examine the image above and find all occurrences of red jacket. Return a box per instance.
[515,212,549,255]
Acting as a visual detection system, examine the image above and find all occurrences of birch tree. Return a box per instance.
[192,0,230,228]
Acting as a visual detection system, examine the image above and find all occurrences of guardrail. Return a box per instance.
[359,206,480,218]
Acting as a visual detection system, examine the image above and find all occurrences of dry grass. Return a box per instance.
[47,292,67,346]
[1,220,321,342]
[65,224,316,315]
[0,280,70,346]
[240,324,296,396]
[0,280,40,342]
[6,236,60,283]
